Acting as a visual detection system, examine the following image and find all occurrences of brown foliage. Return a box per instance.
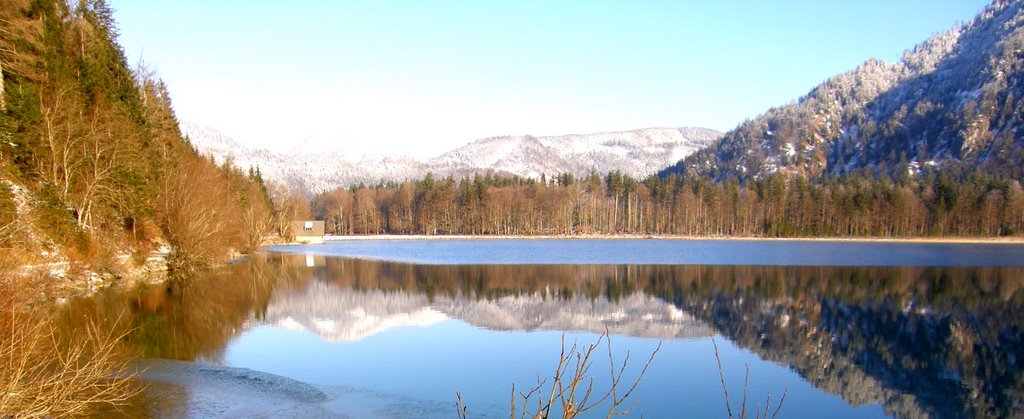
[157,156,257,270]
[269,181,311,241]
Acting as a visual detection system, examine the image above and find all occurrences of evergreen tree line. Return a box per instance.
[0,0,276,271]
[312,168,1024,238]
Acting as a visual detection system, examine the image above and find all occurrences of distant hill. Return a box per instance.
[662,0,1024,181]
[428,127,721,180]
[181,122,720,194]
[181,122,426,194]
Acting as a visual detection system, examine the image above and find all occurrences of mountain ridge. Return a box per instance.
[181,122,721,194]
[661,0,1024,181]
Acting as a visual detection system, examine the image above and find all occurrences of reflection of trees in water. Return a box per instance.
[311,259,651,303]
[57,255,1024,417]
[58,255,296,362]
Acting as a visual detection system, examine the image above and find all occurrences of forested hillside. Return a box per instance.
[0,0,275,279]
[662,0,1024,181]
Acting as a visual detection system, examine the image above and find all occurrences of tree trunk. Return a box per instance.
[1,59,6,111]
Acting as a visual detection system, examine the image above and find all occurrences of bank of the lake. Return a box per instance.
[31,234,1024,301]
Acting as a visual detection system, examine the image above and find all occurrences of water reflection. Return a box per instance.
[59,252,1024,418]
[262,282,708,342]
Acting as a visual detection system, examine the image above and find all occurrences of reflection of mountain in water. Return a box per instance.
[261,284,447,342]
[59,252,1024,419]
[254,255,1023,417]
[666,267,1024,419]
[255,280,709,342]
[283,257,1024,418]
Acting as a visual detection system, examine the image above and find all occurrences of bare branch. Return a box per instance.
[712,336,735,419]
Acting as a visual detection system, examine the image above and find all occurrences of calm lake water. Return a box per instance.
[60,240,1024,417]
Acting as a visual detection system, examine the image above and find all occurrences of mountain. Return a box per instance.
[181,122,426,194]
[181,122,720,194]
[427,127,721,180]
[662,0,1024,181]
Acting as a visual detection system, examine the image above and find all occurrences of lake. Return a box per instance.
[58,239,1024,417]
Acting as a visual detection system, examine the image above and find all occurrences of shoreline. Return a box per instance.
[319,234,1024,245]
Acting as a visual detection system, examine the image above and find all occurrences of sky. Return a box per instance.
[109,0,992,157]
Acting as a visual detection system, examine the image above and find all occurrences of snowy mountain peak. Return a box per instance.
[663,1,1024,181]
[181,122,721,194]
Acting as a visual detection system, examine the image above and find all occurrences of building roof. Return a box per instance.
[291,220,325,236]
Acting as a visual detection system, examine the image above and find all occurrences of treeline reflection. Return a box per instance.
[58,253,1024,418]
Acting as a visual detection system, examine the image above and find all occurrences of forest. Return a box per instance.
[0,1,279,415]
[312,168,1024,238]
[0,0,279,273]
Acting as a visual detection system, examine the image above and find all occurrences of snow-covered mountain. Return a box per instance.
[180,122,425,193]
[427,127,721,180]
[180,122,720,195]
[662,0,1024,181]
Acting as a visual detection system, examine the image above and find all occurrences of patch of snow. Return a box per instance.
[137,359,453,418]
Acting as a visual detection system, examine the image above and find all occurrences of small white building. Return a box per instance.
[291,220,325,244]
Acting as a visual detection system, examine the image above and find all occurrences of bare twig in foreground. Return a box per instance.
[459,330,661,418]
[711,335,788,419]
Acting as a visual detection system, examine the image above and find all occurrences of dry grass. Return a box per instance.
[458,330,660,419]
[0,271,140,417]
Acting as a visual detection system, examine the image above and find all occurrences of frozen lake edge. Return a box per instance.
[135,359,454,418]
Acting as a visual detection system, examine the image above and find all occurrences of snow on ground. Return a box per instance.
[135,359,453,418]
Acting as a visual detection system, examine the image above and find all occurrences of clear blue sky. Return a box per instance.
[109,0,991,157]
